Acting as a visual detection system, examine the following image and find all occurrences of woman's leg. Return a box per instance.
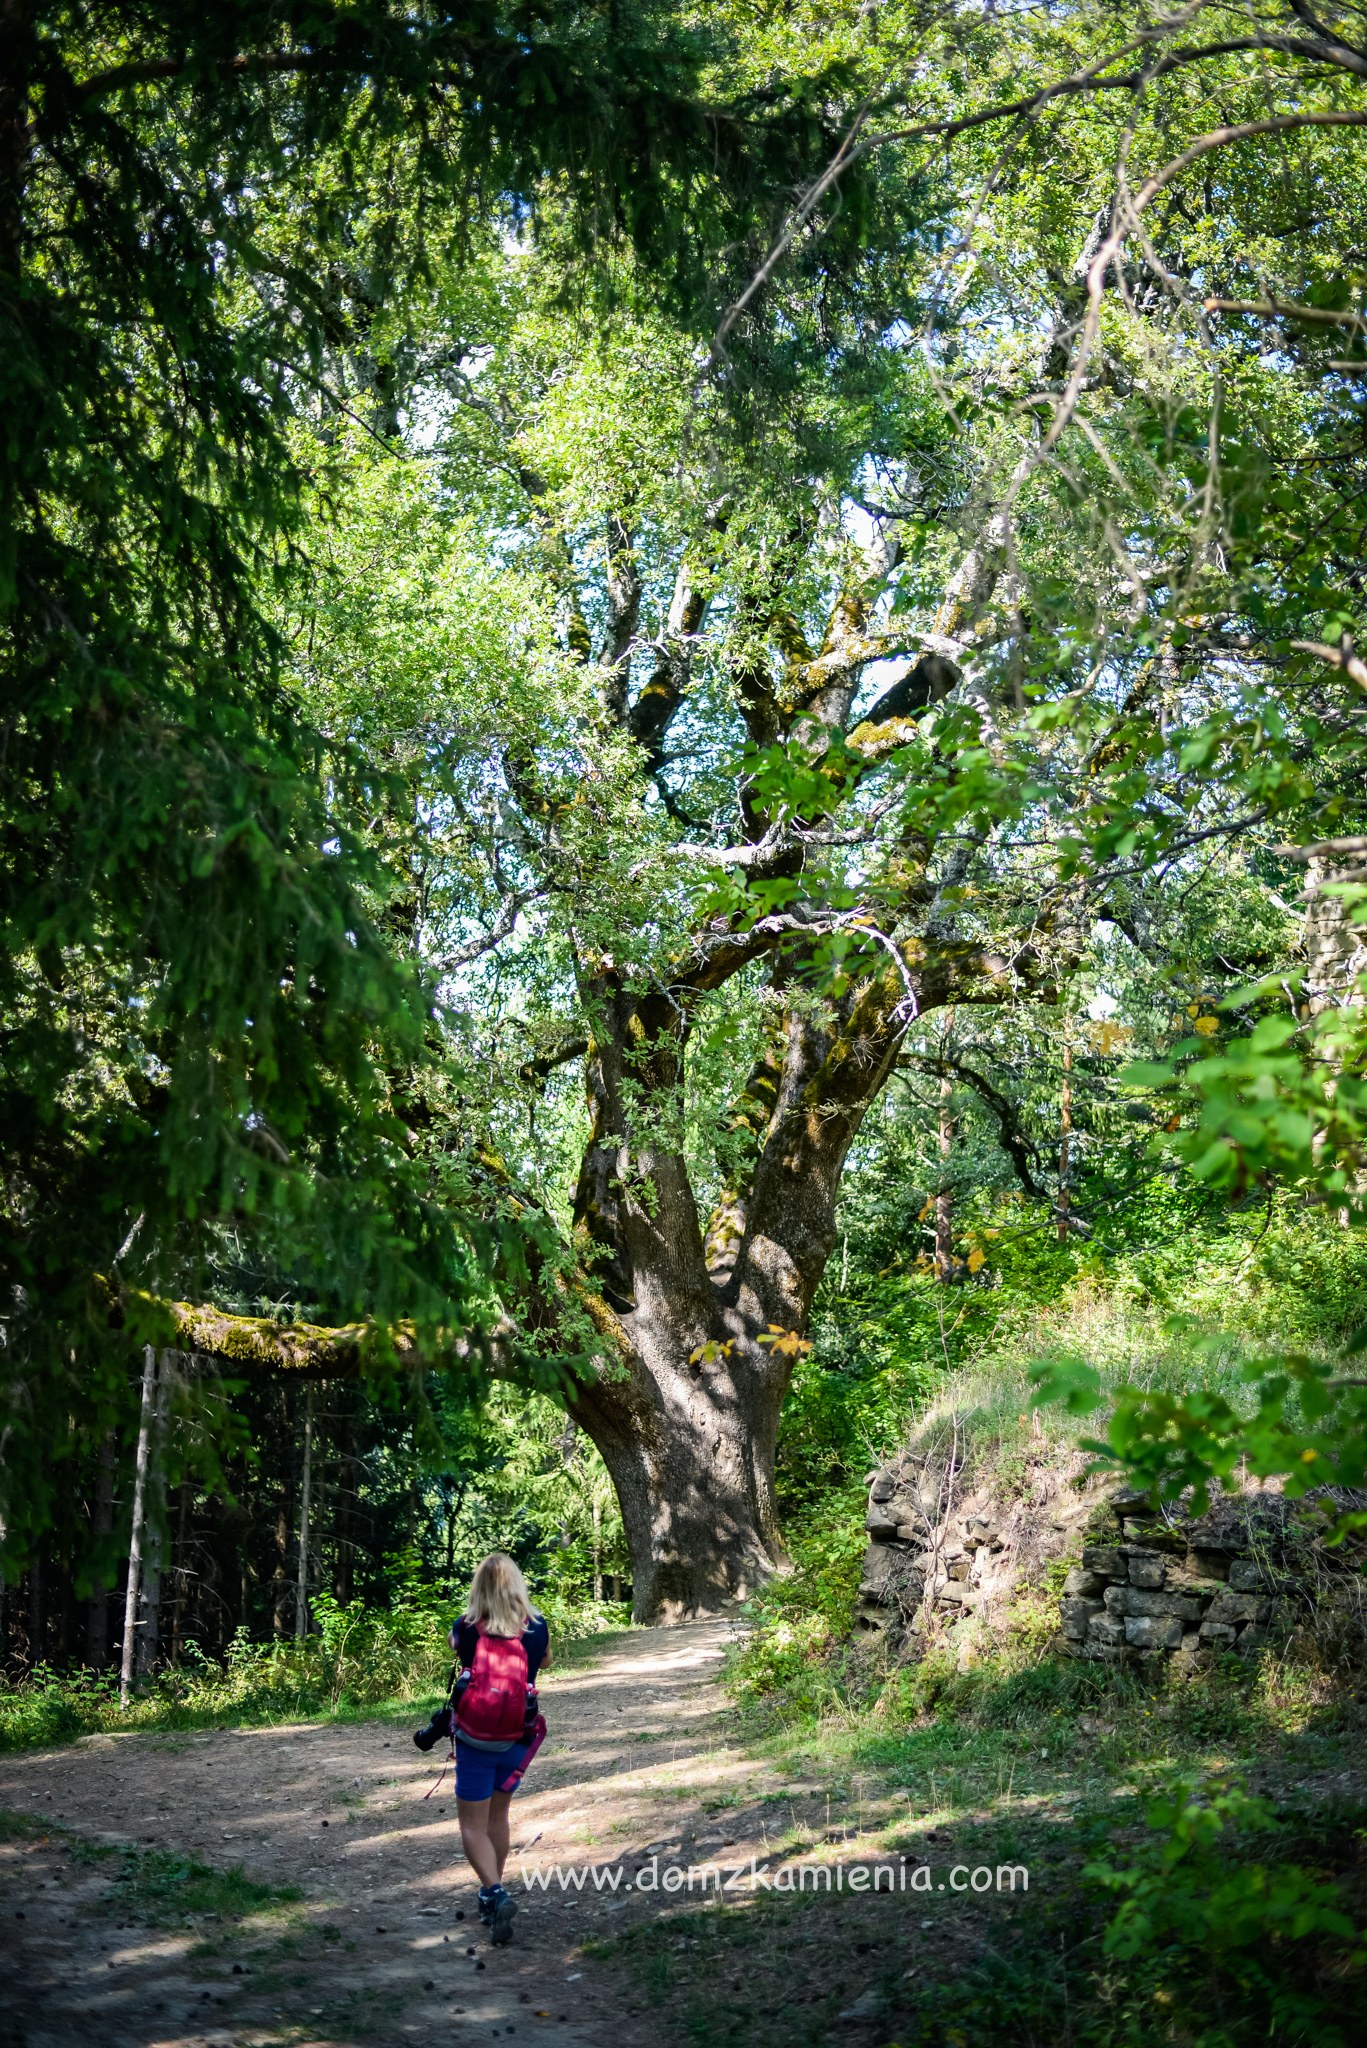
[488,1790,514,1880]
[456,1796,500,1888]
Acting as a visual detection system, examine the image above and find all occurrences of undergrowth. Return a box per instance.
[699,1239,1367,2046]
[0,1585,630,1752]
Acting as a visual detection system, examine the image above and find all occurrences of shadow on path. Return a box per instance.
[0,1617,772,2048]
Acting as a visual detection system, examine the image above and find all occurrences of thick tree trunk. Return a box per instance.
[556,946,915,1620]
[569,1329,786,1621]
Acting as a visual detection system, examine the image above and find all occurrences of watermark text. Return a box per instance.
[519,1855,1028,1897]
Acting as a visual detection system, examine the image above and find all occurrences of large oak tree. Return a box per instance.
[282,2,1367,1617]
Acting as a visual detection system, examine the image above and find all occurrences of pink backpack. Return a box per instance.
[455,1622,530,1744]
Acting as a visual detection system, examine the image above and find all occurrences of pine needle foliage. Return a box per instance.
[0,1,864,1549]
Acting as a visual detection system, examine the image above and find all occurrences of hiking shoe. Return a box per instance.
[488,1888,517,1946]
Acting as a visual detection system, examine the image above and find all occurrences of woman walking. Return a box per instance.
[417,1553,549,1944]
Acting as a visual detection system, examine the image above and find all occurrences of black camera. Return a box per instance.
[412,1704,454,1753]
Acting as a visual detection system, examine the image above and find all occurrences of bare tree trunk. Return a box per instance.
[26,1551,42,1667]
[592,1495,602,1603]
[170,1478,191,1666]
[1058,1033,1073,1243]
[295,1386,313,1640]
[334,1388,356,1606]
[135,1353,172,1683]
[85,1431,117,1668]
[1303,853,1367,1223]
[120,1346,158,1704]
[935,1073,955,1281]
[934,1009,957,1280]
[272,1387,290,1635]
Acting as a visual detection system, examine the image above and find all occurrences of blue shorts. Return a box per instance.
[455,1737,530,1802]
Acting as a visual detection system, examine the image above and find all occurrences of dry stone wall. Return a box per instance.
[855,1444,1096,1640]
[857,1448,1362,1676]
[1055,1492,1308,1674]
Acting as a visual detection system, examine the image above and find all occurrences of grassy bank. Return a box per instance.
[587,1247,1367,2046]
[588,1605,1367,2046]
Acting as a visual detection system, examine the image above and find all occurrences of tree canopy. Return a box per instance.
[3,0,1367,1609]
[0,0,868,1547]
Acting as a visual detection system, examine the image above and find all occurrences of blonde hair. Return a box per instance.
[464,1552,535,1638]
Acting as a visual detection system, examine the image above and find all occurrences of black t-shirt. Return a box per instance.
[451,1613,549,1683]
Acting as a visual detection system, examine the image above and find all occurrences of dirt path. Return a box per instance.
[0,1619,805,2048]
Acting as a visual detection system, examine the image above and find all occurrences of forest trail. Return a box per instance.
[0,1616,802,2048]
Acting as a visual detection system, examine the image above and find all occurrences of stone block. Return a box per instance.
[1199,1620,1238,1646]
[1268,1596,1300,1632]
[1166,1573,1226,1600]
[865,1504,900,1538]
[1082,1546,1128,1580]
[1187,1547,1231,1581]
[1063,1567,1105,1598]
[1087,1614,1125,1646]
[1227,1558,1276,1593]
[1124,1613,1183,1650]
[1134,1587,1206,1622]
[1103,1585,1205,1622]
[947,1556,972,1581]
[894,1522,927,1544]
[1127,1554,1167,1589]
[1206,1590,1272,1627]
[1236,1625,1271,1658]
[1059,1597,1104,1639]
[858,1543,904,1597]
[869,1475,895,1503]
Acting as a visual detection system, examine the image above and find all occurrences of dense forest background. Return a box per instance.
[4,0,1367,1688]
[6,6,1367,2040]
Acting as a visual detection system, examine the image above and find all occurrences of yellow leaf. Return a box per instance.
[917,1197,935,1222]
[1301,1447,1319,1463]
[1193,1015,1219,1036]
[966,1247,986,1273]
[1187,1002,1201,1017]
[1088,1019,1135,1056]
